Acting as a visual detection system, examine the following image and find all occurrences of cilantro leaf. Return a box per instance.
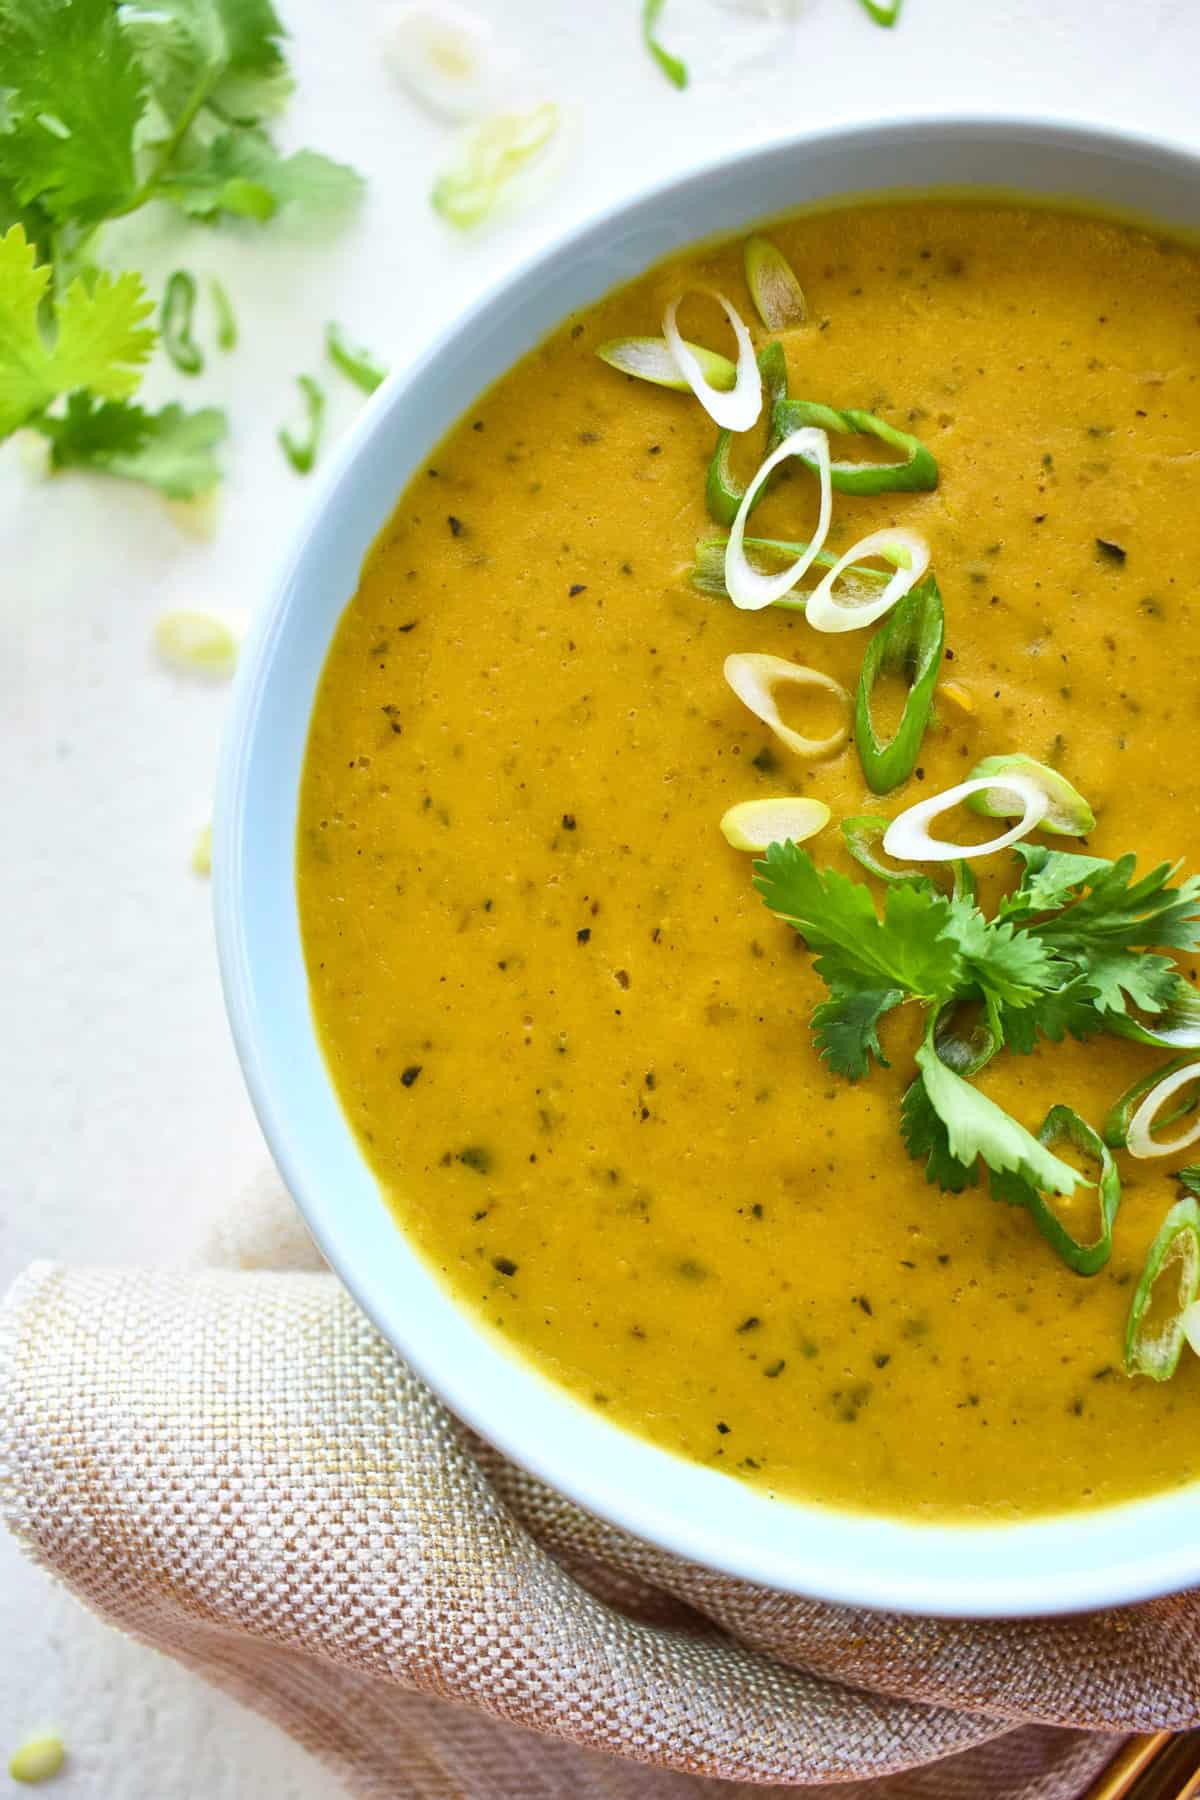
[122,0,292,127]
[914,1039,1087,1196]
[0,0,144,222]
[941,897,1065,1009]
[159,130,362,224]
[0,225,154,433]
[900,1074,979,1191]
[39,391,225,497]
[1000,844,1112,918]
[754,841,963,1002]
[812,983,904,1080]
[998,978,1106,1054]
[1030,853,1200,956]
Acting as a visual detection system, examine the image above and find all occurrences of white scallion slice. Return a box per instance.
[431,101,560,229]
[720,796,830,852]
[723,654,850,761]
[804,527,931,634]
[152,608,244,677]
[1127,1063,1200,1161]
[743,235,807,330]
[967,753,1095,837]
[191,821,213,877]
[724,427,832,611]
[883,773,1049,864]
[662,289,761,431]
[596,336,736,393]
[380,2,516,122]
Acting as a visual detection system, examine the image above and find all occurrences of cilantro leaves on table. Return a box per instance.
[753,838,1200,1205]
[0,0,364,497]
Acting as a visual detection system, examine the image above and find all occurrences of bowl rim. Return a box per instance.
[215,110,1200,1619]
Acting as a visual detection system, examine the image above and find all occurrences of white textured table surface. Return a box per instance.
[4,1,1200,1792]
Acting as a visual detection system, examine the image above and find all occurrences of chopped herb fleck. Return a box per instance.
[400,1064,422,1087]
[492,1255,518,1276]
[1096,538,1126,564]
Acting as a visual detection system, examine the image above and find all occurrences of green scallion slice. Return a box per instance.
[431,103,560,228]
[967,753,1095,837]
[210,278,237,352]
[854,574,944,793]
[1109,978,1200,1050]
[597,335,736,393]
[857,0,902,22]
[278,375,325,475]
[743,236,807,331]
[1125,1196,1200,1380]
[690,534,889,609]
[327,323,387,394]
[842,814,930,886]
[1004,1105,1121,1275]
[772,397,937,495]
[1103,1057,1200,1149]
[706,340,789,527]
[933,996,1000,1078]
[161,270,203,376]
[642,0,687,87]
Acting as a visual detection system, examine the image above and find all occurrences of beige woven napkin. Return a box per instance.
[2,1181,1198,1800]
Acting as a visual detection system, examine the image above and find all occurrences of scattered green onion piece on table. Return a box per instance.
[1125,1061,1200,1161]
[805,527,930,634]
[1003,1106,1121,1275]
[597,336,736,393]
[1125,1196,1200,1379]
[773,398,937,494]
[857,0,902,22]
[743,236,807,330]
[431,103,560,229]
[662,290,761,430]
[160,270,203,376]
[724,427,833,611]
[842,814,932,886]
[1103,1057,1200,1149]
[326,323,387,394]
[706,340,788,527]
[210,279,237,352]
[884,771,1050,863]
[278,375,325,475]
[8,1737,65,1785]
[723,653,850,760]
[641,0,688,87]
[854,574,944,792]
[152,608,242,676]
[691,534,889,609]
[967,753,1095,837]
[720,796,830,853]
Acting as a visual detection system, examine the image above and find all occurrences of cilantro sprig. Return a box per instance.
[753,838,1200,1218]
[0,0,363,498]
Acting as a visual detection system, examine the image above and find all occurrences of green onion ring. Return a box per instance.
[210,278,237,351]
[854,574,944,793]
[1006,1106,1121,1275]
[1125,1196,1200,1380]
[743,236,807,331]
[690,534,889,609]
[161,269,203,376]
[278,375,325,475]
[642,0,687,87]
[842,814,930,885]
[1103,1056,1200,1149]
[706,340,788,527]
[857,0,902,22]
[933,996,1001,1078]
[967,752,1095,837]
[773,397,937,495]
[327,322,387,394]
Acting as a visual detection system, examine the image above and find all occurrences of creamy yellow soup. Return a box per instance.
[298,202,1200,1521]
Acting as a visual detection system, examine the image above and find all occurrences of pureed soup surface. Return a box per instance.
[299,202,1200,1521]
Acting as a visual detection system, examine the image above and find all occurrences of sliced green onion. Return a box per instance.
[1126,1061,1200,1160]
[854,574,943,792]
[380,2,499,121]
[933,996,1000,1078]
[1006,1106,1121,1275]
[720,796,830,852]
[691,533,889,609]
[662,290,761,431]
[706,340,787,527]
[278,375,325,475]
[161,270,203,376]
[431,102,560,228]
[1125,1196,1200,1380]
[597,335,736,393]
[772,398,937,495]
[8,1736,65,1785]
[743,235,807,330]
[191,820,213,876]
[1103,1057,1200,1149]
[857,0,902,22]
[723,653,849,760]
[884,772,1049,864]
[805,527,930,635]
[642,0,687,87]
[210,278,236,351]
[326,322,387,394]
[967,753,1095,837]
[1109,979,1200,1050]
[724,427,832,611]
[152,608,243,676]
[842,814,931,886]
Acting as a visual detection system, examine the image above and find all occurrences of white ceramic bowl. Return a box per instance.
[216,115,1200,1618]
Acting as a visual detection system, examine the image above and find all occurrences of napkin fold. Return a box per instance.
[2,1221,1197,1799]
